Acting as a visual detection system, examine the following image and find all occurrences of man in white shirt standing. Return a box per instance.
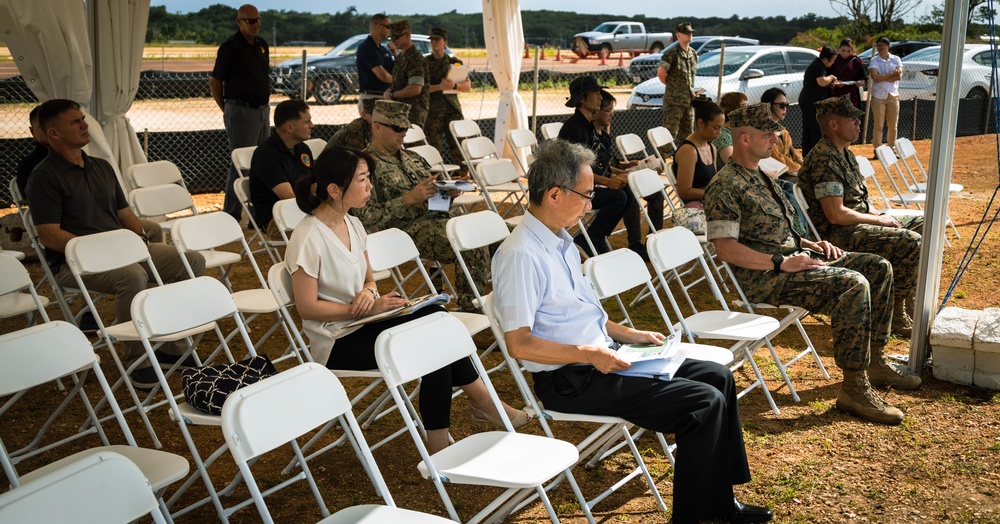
[868,37,903,157]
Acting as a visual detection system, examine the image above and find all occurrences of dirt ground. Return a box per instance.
[2,135,1000,523]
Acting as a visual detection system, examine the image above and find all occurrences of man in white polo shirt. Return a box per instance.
[868,36,903,157]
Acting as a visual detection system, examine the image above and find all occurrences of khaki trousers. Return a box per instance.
[872,94,900,149]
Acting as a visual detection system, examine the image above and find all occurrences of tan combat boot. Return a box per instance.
[891,297,913,338]
[835,370,904,425]
[868,347,922,390]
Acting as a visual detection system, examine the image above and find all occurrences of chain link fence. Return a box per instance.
[1,50,996,207]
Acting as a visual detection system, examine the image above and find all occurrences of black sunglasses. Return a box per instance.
[392,32,410,40]
[382,123,408,133]
[239,17,262,24]
[771,102,789,109]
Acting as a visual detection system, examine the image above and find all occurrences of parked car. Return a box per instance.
[860,39,941,66]
[628,36,760,84]
[898,44,994,100]
[273,34,449,104]
[626,45,820,109]
[570,21,672,58]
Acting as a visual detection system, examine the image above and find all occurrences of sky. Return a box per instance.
[152,0,936,23]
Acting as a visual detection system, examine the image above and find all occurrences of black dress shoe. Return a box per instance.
[731,498,773,523]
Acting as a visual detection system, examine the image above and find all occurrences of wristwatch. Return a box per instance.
[771,253,784,273]
[365,287,380,299]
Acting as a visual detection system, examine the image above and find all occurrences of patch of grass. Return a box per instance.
[988,441,1000,452]
[955,290,968,299]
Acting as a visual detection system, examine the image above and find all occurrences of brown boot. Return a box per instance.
[868,347,922,390]
[835,370,904,425]
[892,298,913,338]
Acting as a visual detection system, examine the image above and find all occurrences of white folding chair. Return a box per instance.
[0,451,171,524]
[0,322,189,520]
[374,311,591,523]
[894,137,964,193]
[875,145,959,238]
[404,124,429,147]
[0,253,51,324]
[540,122,563,140]
[614,133,650,163]
[127,160,190,190]
[408,144,461,176]
[222,363,396,523]
[233,176,283,264]
[855,155,925,220]
[791,183,823,241]
[266,262,312,364]
[448,119,483,163]
[506,127,538,174]
[446,210,509,312]
[474,158,529,223]
[482,293,667,516]
[131,276,259,522]
[231,146,256,177]
[647,126,676,159]
[128,183,198,237]
[304,137,327,159]
[17,209,80,324]
[647,227,784,414]
[271,197,308,245]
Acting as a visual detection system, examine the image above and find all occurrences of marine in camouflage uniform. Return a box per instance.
[704,102,918,425]
[424,28,468,169]
[659,23,698,139]
[357,100,487,311]
[387,19,429,127]
[797,95,922,337]
[325,98,374,152]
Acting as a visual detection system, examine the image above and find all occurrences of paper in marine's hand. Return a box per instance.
[433,180,476,192]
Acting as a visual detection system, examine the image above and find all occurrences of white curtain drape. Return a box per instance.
[90,0,150,192]
[1,0,124,185]
[482,0,528,164]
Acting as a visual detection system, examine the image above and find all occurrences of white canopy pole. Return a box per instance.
[909,0,970,371]
[482,0,529,163]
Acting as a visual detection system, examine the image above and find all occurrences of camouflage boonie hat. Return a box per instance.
[675,22,695,34]
[727,103,783,132]
[816,94,864,119]
[429,27,448,40]
[373,99,411,128]
[360,97,376,115]
[388,19,410,38]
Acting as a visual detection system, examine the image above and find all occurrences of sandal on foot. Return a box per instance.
[469,404,533,429]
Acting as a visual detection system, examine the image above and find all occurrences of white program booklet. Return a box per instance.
[615,332,680,362]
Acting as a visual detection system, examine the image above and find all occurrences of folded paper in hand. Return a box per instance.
[434,180,476,192]
[345,293,451,327]
[615,331,680,362]
[757,156,788,177]
[614,332,687,381]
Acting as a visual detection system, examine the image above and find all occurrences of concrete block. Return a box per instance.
[974,370,1000,390]
[929,307,981,349]
[974,308,1000,354]
[932,345,975,386]
[975,350,1000,373]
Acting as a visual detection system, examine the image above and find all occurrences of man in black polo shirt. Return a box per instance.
[15,105,48,201]
[27,99,206,390]
[558,75,627,255]
[211,3,271,223]
[249,99,313,238]
[356,13,394,106]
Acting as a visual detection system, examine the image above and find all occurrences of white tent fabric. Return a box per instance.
[1,0,123,185]
[90,0,150,191]
[482,0,529,163]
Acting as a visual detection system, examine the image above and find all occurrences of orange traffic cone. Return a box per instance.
[524,43,530,59]
[599,49,607,66]
[617,52,625,67]
[540,45,546,60]
[555,47,562,61]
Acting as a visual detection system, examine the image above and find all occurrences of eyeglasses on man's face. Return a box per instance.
[239,17,262,25]
[561,186,596,201]
[771,102,789,110]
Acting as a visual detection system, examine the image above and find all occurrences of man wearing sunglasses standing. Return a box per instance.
[357,14,394,107]
[385,20,429,127]
[211,4,271,224]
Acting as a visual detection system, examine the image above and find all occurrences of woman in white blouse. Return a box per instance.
[285,146,530,453]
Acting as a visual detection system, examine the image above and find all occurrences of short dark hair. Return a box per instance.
[819,46,837,60]
[294,146,375,214]
[29,104,41,126]
[37,99,81,134]
[839,37,855,50]
[695,101,724,125]
[274,99,309,128]
[599,90,616,110]
[876,36,891,46]
[760,87,787,104]
[370,13,388,26]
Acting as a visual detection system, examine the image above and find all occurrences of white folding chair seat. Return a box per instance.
[506,127,538,174]
[231,146,256,177]
[894,138,963,193]
[222,363,396,523]
[304,137,327,159]
[0,451,172,524]
[540,122,562,140]
[404,124,429,146]
[130,276,260,522]
[647,227,784,414]
[234,176,282,264]
[374,311,592,523]
[791,183,823,241]
[0,253,51,323]
[0,321,189,519]
[127,160,189,190]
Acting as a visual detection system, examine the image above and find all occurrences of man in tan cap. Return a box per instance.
[657,22,700,138]
[798,95,923,340]
[425,27,471,171]
[384,19,429,126]
[704,103,916,426]
[358,100,487,311]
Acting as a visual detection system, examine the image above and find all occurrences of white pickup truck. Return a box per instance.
[571,21,673,58]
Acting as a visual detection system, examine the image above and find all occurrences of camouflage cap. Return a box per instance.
[388,19,410,38]
[373,99,411,128]
[675,22,695,34]
[429,27,448,40]
[360,97,376,115]
[726,103,783,132]
[816,94,864,119]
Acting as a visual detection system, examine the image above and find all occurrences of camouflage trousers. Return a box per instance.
[826,215,923,300]
[662,101,694,141]
[424,103,465,169]
[406,218,489,312]
[740,252,894,372]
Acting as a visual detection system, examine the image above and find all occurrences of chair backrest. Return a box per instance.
[128,160,184,189]
[0,451,167,524]
[446,210,511,252]
[272,199,306,235]
[647,226,706,273]
[891,137,927,188]
[408,144,446,166]
[233,175,253,204]
[875,144,920,203]
[540,122,563,140]
[627,169,673,229]
[462,136,499,161]
[507,128,537,172]
[791,183,822,241]
[266,261,311,363]
[131,276,243,340]
[615,133,647,159]
[647,126,675,152]
[64,229,157,277]
[232,146,257,175]
[304,138,327,159]
[449,119,482,141]
[0,321,98,397]
[476,158,520,186]
[374,311,477,388]
[9,177,26,207]
[129,184,197,218]
[404,124,428,146]
[171,211,245,252]
[895,137,917,161]
[582,248,675,330]
[0,253,50,322]
[366,228,424,273]
[856,155,894,209]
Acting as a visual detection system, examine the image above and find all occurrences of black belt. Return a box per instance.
[359,90,386,96]
[227,99,268,109]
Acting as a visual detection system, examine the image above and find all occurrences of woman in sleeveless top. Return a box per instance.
[673,102,725,204]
